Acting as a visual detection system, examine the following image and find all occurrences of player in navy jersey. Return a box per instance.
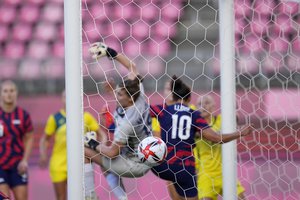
[0,81,34,200]
[150,76,252,200]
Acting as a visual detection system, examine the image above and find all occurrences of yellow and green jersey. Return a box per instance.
[194,114,222,174]
[44,110,99,172]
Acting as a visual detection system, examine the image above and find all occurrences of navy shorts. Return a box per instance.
[0,167,28,188]
[151,162,197,198]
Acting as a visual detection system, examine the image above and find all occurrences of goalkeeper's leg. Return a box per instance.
[104,171,127,200]
[84,160,99,200]
[85,148,127,200]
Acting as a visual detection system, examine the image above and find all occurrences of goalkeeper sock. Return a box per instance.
[84,163,96,198]
[106,172,127,200]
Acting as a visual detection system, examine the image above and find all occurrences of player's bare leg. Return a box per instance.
[0,184,10,198]
[166,181,198,200]
[166,181,181,200]
[12,185,28,200]
[53,181,67,200]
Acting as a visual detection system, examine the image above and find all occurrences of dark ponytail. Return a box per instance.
[170,75,191,101]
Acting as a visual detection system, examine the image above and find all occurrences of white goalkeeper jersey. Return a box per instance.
[113,83,152,159]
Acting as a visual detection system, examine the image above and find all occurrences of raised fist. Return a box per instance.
[84,131,100,151]
[89,42,108,60]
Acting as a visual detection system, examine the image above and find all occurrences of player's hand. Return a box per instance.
[240,124,253,136]
[89,42,108,60]
[39,154,48,169]
[84,131,100,151]
[17,160,28,175]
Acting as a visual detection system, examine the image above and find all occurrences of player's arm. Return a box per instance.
[22,131,34,162]
[18,112,34,175]
[18,130,34,175]
[85,133,123,158]
[39,134,52,168]
[114,54,138,80]
[85,120,132,157]
[89,42,138,80]
[97,141,123,158]
[39,115,56,168]
[201,124,253,143]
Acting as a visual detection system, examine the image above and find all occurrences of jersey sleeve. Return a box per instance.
[84,112,100,132]
[211,114,222,132]
[24,111,34,133]
[113,120,134,144]
[189,104,197,110]
[44,115,56,136]
[193,111,209,130]
[150,105,163,118]
[151,117,161,133]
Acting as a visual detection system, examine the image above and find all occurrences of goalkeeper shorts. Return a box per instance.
[101,155,151,178]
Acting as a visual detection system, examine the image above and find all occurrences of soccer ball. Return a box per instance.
[137,136,167,167]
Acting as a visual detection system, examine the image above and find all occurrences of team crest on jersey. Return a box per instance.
[0,124,3,137]
[12,119,21,125]
[58,118,66,125]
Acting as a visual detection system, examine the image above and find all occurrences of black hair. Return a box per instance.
[118,77,141,102]
[170,75,191,101]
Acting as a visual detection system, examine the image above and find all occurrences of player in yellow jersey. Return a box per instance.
[39,91,101,200]
[194,95,246,200]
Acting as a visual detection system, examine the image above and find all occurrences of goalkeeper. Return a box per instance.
[85,42,152,200]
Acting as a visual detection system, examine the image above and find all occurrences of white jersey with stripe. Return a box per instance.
[113,83,152,159]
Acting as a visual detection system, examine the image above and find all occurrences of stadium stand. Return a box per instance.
[0,0,298,88]
[0,1,298,199]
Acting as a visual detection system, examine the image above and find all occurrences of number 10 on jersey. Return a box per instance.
[171,115,191,140]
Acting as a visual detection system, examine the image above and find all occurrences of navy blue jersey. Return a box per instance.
[150,103,209,197]
[150,103,208,166]
[0,107,33,169]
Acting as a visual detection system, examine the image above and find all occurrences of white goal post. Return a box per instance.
[219,0,238,200]
[64,0,84,199]
[63,0,245,199]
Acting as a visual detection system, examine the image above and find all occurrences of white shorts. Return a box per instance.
[101,155,151,178]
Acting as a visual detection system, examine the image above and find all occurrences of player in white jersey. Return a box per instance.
[85,43,152,199]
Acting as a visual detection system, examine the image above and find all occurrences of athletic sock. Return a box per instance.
[84,163,96,198]
[106,172,127,200]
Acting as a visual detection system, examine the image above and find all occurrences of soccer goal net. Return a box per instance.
[81,0,300,199]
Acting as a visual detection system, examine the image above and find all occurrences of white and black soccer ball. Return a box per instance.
[137,136,167,167]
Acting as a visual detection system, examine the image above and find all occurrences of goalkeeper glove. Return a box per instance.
[89,42,118,60]
[84,131,100,151]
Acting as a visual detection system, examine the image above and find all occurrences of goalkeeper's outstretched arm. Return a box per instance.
[115,54,138,80]
[89,42,138,80]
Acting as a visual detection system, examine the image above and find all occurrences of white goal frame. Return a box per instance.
[64,0,84,199]
[63,0,238,199]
